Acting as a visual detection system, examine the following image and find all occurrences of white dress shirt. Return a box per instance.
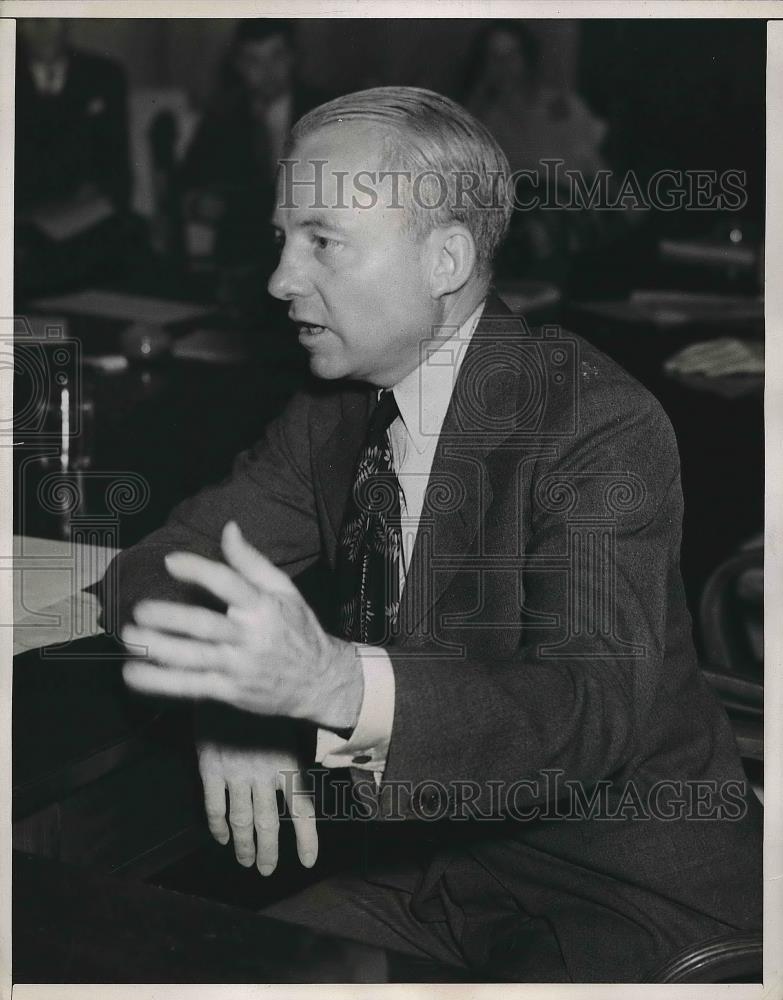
[315,300,485,778]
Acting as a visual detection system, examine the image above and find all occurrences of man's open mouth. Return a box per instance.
[297,323,329,337]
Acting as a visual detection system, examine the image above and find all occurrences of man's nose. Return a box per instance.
[268,249,310,302]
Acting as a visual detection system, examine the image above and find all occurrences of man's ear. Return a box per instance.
[427,225,478,298]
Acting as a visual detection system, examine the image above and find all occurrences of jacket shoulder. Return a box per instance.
[572,331,675,436]
[534,327,675,441]
[273,377,371,444]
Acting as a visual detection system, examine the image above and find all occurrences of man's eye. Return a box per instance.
[271,228,285,249]
[313,234,340,252]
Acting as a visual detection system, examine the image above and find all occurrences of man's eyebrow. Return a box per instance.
[272,212,351,236]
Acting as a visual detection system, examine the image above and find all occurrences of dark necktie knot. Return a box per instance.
[367,390,399,444]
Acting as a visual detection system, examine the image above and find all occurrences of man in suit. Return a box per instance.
[178,18,327,269]
[113,87,762,982]
[15,18,132,213]
[14,18,142,297]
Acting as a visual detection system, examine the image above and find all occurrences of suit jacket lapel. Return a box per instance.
[397,293,526,643]
[313,294,525,638]
[314,385,373,550]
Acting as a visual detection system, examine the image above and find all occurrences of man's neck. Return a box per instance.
[368,279,490,390]
[434,280,490,338]
[390,294,487,396]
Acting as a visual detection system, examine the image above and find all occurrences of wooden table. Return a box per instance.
[14,851,398,983]
[11,535,205,874]
[12,632,207,876]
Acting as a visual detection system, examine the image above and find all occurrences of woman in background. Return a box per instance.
[462,20,609,284]
[463,20,606,177]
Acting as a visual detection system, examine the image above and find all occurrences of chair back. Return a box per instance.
[646,932,762,983]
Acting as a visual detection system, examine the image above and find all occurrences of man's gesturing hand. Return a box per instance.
[197,739,317,876]
[121,522,363,732]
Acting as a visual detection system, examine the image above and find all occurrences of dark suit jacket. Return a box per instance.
[101,296,762,981]
[178,83,326,266]
[15,47,132,211]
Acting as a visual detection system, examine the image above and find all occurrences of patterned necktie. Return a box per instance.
[336,390,402,645]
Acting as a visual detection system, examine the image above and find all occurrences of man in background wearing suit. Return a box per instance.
[179,18,326,270]
[16,18,132,213]
[15,18,140,297]
[113,87,762,982]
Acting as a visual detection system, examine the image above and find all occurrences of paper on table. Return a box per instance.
[580,292,763,329]
[27,194,114,241]
[659,238,756,268]
[9,535,119,654]
[12,593,105,655]
[171,328,249,364]
[630,290,764,318]
[664,338,764,377]
[29,289,213,326]
[10,534,118,613]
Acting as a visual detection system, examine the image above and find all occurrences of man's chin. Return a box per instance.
[308,354,351,381]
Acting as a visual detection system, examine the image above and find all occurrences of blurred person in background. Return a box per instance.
[463,20,606,178]
[461,20,612,286]
[179,18,326,282]
[15,18,145,298]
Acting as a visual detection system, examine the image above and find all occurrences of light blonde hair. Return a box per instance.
[288,86,513,276]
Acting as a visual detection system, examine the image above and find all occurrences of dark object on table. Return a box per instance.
[13,634,158,818]
[12,634,205,876]
[120,322,173,362]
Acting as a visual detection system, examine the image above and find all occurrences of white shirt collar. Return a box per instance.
[391,299,485,455]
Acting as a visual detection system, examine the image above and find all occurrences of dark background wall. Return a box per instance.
[64,17,766,221]
[66,19,581,104]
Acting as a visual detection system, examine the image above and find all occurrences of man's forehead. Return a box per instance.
[287,122,387,177]
[274,121,409,221]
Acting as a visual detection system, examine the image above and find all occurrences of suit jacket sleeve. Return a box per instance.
[95,390,321,633]
[383,379,686,815]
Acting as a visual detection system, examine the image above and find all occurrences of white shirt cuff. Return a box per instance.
[315,644,395,773]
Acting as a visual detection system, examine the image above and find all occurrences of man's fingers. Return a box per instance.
[284,769,318,869]
[251,779,281,876]
[227,780,256,867]
[164,550,258,609]
[122,660,234,702]
[222,521,297,597]
[133,601,240,643]
[122,623,230,673]
[200,772,230,845]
